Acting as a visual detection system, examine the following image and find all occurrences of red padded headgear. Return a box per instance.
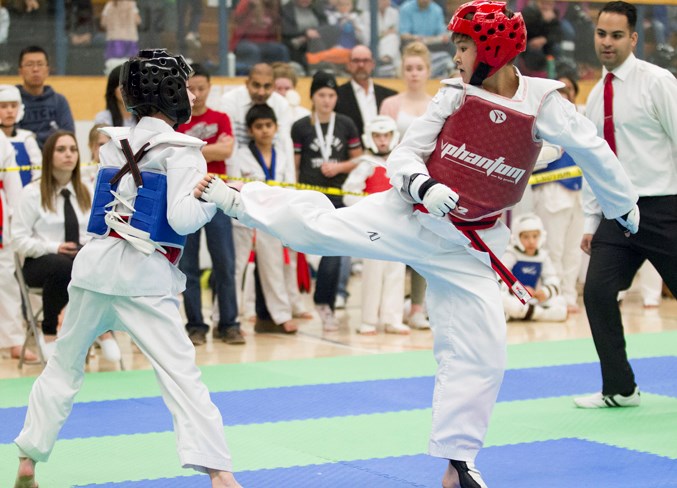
[448,1,526,83]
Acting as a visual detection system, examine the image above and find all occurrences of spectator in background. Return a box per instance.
[520,0,566,77]
[94,64,138,128]
[379,41,432,329]
[178,64,242,346]
[231,0,290,76]
[530,71,584,313]
[281,0,330,71]
[0,84,42,186]
[360,0,401,77]
[272,61,311,122]
[0,130,38,362]
[335,45,397,137]
[0,2,9,73]
[177,0,203,50]
[399,0,454,77]
[100,0,141,73]
[81,123,110,185]
[17,46,75,148]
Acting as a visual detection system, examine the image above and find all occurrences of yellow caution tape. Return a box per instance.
[528,166,582,185]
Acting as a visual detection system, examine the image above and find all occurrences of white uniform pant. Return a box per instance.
[237,184,509,462]
[15,286,232,472]
[232,223,255,317]
[255,230,293,324]
[0,245,25,349]
[532,184,584,307]
[503,291,567,321]
[361,258,406,326]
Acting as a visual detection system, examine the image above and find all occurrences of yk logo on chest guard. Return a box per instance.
[438,141,526,185]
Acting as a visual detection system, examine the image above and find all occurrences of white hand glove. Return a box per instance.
[422,182,459,217]
[202,177,241,217]
[615,204,640,236]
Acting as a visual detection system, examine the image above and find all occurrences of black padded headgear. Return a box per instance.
[120,49,194,127]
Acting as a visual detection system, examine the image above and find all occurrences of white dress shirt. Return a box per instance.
[583,53,677,231]
[1,132,22,243]
[351,79,378,127]
[12,180,92,257]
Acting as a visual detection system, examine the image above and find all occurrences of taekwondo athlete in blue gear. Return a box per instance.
[13,49,242,488]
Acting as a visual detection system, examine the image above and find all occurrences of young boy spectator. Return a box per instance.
[0,84,41,185]
[342,115,409,335]
[233,104,299,334]
[195,2,638,485]
[13,49,242,488]
[177,63,241,345]
[502,213,567,322]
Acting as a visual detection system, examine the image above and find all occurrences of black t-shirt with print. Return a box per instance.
[292,113,361,207]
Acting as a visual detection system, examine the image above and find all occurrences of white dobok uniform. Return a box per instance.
[15,117,233,473]
[227,73,638,463]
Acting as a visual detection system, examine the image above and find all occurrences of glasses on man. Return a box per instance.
[350,58,373,64]
[21,62,48,69]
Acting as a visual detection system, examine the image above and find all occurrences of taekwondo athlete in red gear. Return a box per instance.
[13,49,242,488]
[195,2,639,486]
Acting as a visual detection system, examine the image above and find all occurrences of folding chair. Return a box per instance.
[13,253,47,368]
[13,253,125,370]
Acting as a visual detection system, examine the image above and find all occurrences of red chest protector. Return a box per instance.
[426,95,542,221]
[364,166,391,194]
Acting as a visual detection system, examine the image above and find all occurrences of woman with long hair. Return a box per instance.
[12,130,120,361]
[94,65,138,127]
[291,71,362,331]
[379,41,433,330]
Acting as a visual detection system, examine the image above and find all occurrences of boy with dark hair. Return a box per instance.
[196,2,638,486]
[13,50,241,488]
[177,63,241,346]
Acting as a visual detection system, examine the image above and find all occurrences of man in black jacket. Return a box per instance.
[335,45,397,137]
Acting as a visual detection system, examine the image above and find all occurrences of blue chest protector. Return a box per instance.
[87,166,185,249]
[511,260,542,289]
[532,152,582,191]
[11,141,33,187]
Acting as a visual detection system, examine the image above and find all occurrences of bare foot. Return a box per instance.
[10,346,38,362]
[441,461,459,488]
[15,457,37,488]
[208,469,242,488]
[281,319,298,333]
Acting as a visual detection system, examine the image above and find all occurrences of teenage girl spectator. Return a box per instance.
[281,0,330,71]
[291,71,361,330]
[100,0,141,71]
[230,0,290,76]
[81,123,110,185]
[379,41,432,330]
[0,131,37,362]
[12,130,120,361]
[94,65,138,128]
[272,62,311,122]
[360,0,401,76]
[0,84,41,186]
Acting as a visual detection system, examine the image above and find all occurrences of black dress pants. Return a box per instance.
[23,254,74,335]
[584,195,677,395]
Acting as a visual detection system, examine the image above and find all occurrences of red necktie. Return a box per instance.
[603,72,617,155]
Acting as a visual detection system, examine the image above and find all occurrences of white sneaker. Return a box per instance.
[97,337,121,362]
[385,323,411,335]
[315,304,338,331]
[334,295,347,309]
[357,323,377,334]
[407,311,430,330]
[574,387,641,408]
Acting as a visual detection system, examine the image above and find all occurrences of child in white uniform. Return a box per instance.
[502,213,567,322]
[13,49,241,488]
[0,85,42,185]
[196,2,639,486]
[342,115,409,335]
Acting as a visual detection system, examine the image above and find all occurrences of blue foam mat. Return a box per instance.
[2,357,675,443]
[76,438,677,487]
